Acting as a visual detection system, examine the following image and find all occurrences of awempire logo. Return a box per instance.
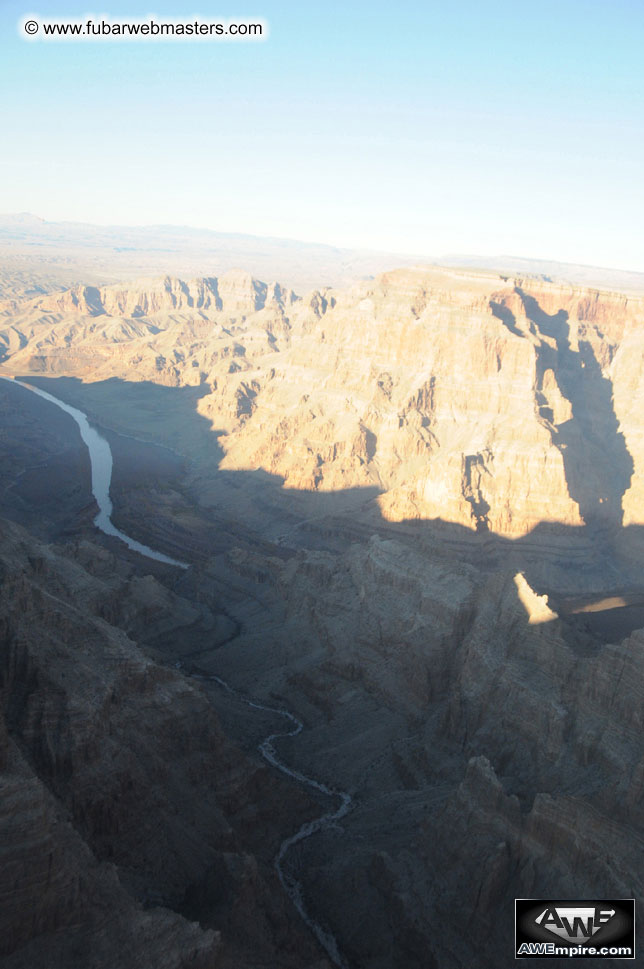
[515,899,635,958]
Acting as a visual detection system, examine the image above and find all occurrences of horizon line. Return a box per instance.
[1,211,643,280]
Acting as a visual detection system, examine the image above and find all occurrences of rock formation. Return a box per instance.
[0,513,332,969]
[2,264,644,967]
[3,265,643,550]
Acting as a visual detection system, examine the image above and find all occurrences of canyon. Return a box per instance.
[1,263,644,967]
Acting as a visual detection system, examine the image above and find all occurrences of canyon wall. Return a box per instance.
[3,266,643,548]
[2,264,644,967]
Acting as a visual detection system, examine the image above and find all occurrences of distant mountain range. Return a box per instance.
[1,213,643,296]
[0,213,420,295]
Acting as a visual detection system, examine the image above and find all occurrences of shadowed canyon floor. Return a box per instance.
[2,266,644,967]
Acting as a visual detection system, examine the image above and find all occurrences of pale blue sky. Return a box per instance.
[1,0,643,269]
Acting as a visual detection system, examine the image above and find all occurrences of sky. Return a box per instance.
[1,0,643,270]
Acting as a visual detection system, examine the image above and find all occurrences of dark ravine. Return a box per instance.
[8,375,353,969]
[187,664,353,969]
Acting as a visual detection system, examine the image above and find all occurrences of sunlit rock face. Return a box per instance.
[2,263,644,969]
[3,265,641,543]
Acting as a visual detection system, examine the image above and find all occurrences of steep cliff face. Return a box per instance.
[26,272,297,321]
[0,726,221,969]
[0,519,331,969]
[220,270,580,537]
[206,536,644,968]
[2,264,644,969]
[3,265,642,544]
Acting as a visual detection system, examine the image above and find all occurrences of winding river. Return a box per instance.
[0,376,188,568]
[2,375,352,969]
[188,668,352,969]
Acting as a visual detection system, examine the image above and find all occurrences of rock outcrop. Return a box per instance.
[3,263,644,968]
[210,537,644,968]
[0,518,331,969]
[3,265,643,549]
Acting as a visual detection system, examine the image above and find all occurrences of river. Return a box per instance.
[0,376,188,568]
[1,374,352,969]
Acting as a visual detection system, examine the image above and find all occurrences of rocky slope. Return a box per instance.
[2,264,644,967]
[3,265,643,552]
[0,515,332,969]
[199,529,644,968]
